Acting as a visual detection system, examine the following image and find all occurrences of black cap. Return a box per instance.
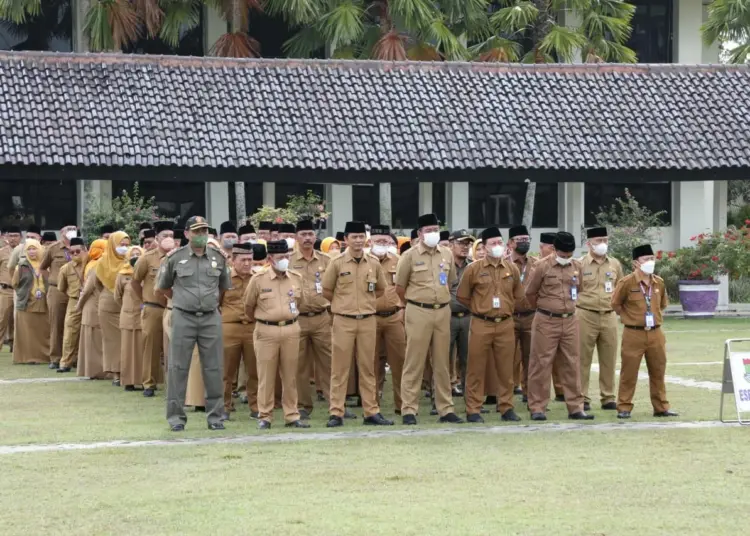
[439,231,450,241]
[5,225,21,234]
[153,220,175,234]
[278,223,296,234]
[142,229,156,239]
[344,221,366,235]
[410,229,419,240]
[139,222,152,231]
[540,232,557,245]
[252,243,268,260]
[296,220,315,232]
[232,243,253,255]
[41,231,57,242]
[26,224,41,235]
[70,237,85,247]
[450,229,473,241]
[370,225,391,236]
[208,227,218,236]
[314,239,322,251]
[186,216,209,231]
[270,223,280,233]
[335,232,345,242]
[481,227,502,243]
[266,240,289,254]
[400,242,412,254]
[99,224,115,235]
[509,225,529,239]
[220,221,237,235]
[417,213,439,229]
[238,224,256,235]
[632,244,654,259]
[554,231,576,253]
[259,221,273,231]
[586,227,607,239]
[173,228,184,240]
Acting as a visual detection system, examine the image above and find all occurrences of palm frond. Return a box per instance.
[407,41,441,61]
[522,47,553,64]
[490,1,539,35]
[332,45,357,58]
[0,0,40,24]
[538,22,586,62]
[84,1,115,51]
[134,0,163,39]
[389,0,437,31]
[318,1,365,52]
[468,35,522,62]
[727,41,750,64]
[210,31,260,57]
[109,0,140,50]
[158,0,200,47]
[264,0,320,25]
[283,24,325,57]
[438,0,490,27]
[424,17,467,60]
[372,30,408,60]
[702,0,750,47]
[85,0,139,51]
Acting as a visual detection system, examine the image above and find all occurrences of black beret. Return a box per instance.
[41,231,57,242]
[99,224,115,235]
[253,243,267,260]
[153,220,174,234]
[173,228,184,240]
[439,231,450,241]
[278,223,296,234]
[69,237,85,247]
[238,224,255,235]
[296,220,315,232]
[417,213,439,229]
[410,228,419,240]
[258,221,273,231]
[481,227,503,243]
[220,221,237,235]
[586,227,607,239]
[139,222,152,231]
[232,243,253,254]
[371,225,391,236]
[509,225,529,239]
[344,221,366,235]
[335,232,345,242]
[5,225,21,234]
[540,232,557,245]
[270,223,280,232]
[632,244,654,260]
[554,231,576,253]
[266,240,289,254]
[142,229,156,239]
[25,224,41,235]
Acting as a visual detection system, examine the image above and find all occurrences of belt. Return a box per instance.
[536,308,575,319]
[451,311,470,318]
[514,311,535,318]
[49,283,58,287]
[300,310,326,317]
[376,309,401,318]
[624,325,661,331]
[257,318,298,327]
[407,300,449,310]
[475,313,511,324]
[336,313,375,320]
[0,283,11,290]
[143,301,165,309]
[174,307,215,317]
[167,306,173,310]
[577,306,614,314]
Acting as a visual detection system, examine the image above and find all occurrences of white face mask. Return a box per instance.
[65,230,77,240]
[422,232,440,248]
[640,260,656,275]
[115,246,128,256]
[489,245,505,259]
[387,246,398,256]
[285,238,296,249]
[371,245,388,257]
[592,243,608,256]
[160,237,175,251]
[364,247,371,255]
[556,256,572,266]
[274,258,289,272]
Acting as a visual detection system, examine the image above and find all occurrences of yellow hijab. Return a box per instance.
[23,239,45,298]
[85,239,107,279]
[95,231,129,292]
[321,237,339,254]
[119,246,143,276]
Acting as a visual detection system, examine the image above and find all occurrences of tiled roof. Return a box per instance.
[0,51,748,180]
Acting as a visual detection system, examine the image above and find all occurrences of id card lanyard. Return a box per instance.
[639,281,654,328]
[570,275,578,301]
[288,288,297,314]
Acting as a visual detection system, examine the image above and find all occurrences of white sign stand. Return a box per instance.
[720,339,750,425]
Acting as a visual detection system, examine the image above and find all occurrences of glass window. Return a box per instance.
[0,179,76,230]
[469,182,558,228]
[0,0,72,51]
[123,10,204,56]
[392,184,419,230]
[229,182,263,222]
[626,0,673,63]
[584,182,672,226]
[353,185,380,225]
[112,181,205,225]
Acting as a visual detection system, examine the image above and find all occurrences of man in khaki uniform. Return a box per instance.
[40,223,77,368]
[243,240,309,429]
[395,213,463,425]
[141,229,157,251]
[0,225,21,350]
[56,238,87,372]
[539,231,565,402]
[219,221,238,257]
[238,224,257,243]
[258,222,273,242]
[525,232,593,421]
[578,226,624,411]
[132,220,175,397]
[291,219,332,418]
[448,229,474,396]
[370,225,406,413]
[612,244,677,419]
[322,221,392,427]
[457,227,525,423]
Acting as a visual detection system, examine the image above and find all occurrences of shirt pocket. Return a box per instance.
[412,264,430,282]
[626,290,645,303]
[176,266,194,278]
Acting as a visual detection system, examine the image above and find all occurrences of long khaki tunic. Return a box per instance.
[98,284,122,376]
[115,273,143,387]
[11,262,50,364]
[78,270,105,379]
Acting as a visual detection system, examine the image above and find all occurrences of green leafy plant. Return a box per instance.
[249,190,329,233]
[702,0,750,64]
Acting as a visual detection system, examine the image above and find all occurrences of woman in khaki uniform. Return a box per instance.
[114,246,144,391]
[77,240,106,379]
[95,231,130,386]
[11,239,50,364]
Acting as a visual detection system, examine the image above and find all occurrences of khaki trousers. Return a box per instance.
[579,308,618,404]
[330,315,379,418]
[222,322,256,412]
[141,305,165,389]
[465,317,516,415]
[617,327,669,413]
[514,312,534,390]
[0,288,14,344]
[46,285,67,363]
[401,304,454,417]
[254,322,301,423]
[297,311,332,413]
[527,313,584,415]
[375,311,406,411]
[59,298,82,368]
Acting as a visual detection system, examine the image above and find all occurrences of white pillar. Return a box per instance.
[262,183,275,207]
[677,181,714,247]
[204,5,226,54]
[73,0,89,52]
[558,183,585,248]
[674,0,703,63]
[446,182,469,230]
[714,180,730,307]
[418,183,433,215]
[326,184,352,236]
[379,183,392,227]
[206,182,229,225]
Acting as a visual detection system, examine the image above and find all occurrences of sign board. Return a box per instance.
[720,340,750,425]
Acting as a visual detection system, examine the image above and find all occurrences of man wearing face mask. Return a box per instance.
[0,225,21,352]
[578,227,624,412]
[290,219,332,419]
[448,229,474,396]
[132,220,175,397]
[140,229,157,251]
[612,245,676,419]
[40,223,78,369]
[56,237,87,372]
[219,221,239,258]
[395,213,463,425]
[278,223,297,251]
[238,224,257,244]
[525,231,593,421]
[537,231,566,403]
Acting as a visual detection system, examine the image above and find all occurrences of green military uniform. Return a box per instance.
[156,216,232,429]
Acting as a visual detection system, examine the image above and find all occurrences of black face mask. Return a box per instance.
[514,242,531,255]
[129,257,138,267]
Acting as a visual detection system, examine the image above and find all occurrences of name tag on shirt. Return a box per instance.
[439,272,447,286]
[315,282,323,294]
[571,287,578,301]
[645,312,655,328]
[368,282,375,292]
[290,301,298,314]
[492,296,500,309]
[392,274,396,284]
[605,281,613,293]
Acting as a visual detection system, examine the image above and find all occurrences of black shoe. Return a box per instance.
[48,362,59,370]
[344,409,357,419]
[429,406,438,416]
[299,409,311,420]
[56,367,71,373]
[479,407,490,414]
[170,423,185,432]
[424,390,432,399]
[602,402,617,410]
[327,415,344,428]
[208,422,225,430]
[583,402,591,411]
[111,379,120,387]
[402,414,417,425]
[530,412,547,421]
[249,411,260,420]
[452,386,463,397]
[513,387,523,395]
[194,406,206,413]
[143,388,155,398]
[231,390,239,399]
[286,420,311,428]
[554,394,565,402]
[466,413,484,423]
[484,395,497,405]
[239,393,248,404]
[124,385,135,392]
[258,420,271,430]
[438,412,464,424]
[569,412,595,420]
[363,413,394,426]
[617,411,631,419]
[501,409,521,422]
[522,395,528,403]
[317,391,326,402]
[394,409,402,415]
[654,410,679,417]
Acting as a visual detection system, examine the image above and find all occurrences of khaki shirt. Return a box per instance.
[58,260,85,300]
[0,245,12,288]
[456,257,524,317]
[322,250,387,316]
[611,272,668,327]
[290,249,331,314]
[375,252,403,312]
[577,253,624,312]
[395,243,456,305]
[222,268,254,324]
[243,267,303,323]
[450,259,472,313]
[40,241,70,285]
[156,246,232,312]
[133,248,168,306]
[511,254,539,313]
[525,255,582,314]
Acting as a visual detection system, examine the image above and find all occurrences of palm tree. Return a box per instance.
[702,0,750,64]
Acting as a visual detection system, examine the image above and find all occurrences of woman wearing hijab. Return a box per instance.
[114,246,144,391]
[95,231,130,386]
[11,239,50,364]
[320,237,340,255]
[77,239,106,379]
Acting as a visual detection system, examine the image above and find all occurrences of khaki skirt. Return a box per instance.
[13,310,50,364]
[120,328,143,387]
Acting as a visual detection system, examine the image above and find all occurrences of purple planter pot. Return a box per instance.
[678,280,720,318]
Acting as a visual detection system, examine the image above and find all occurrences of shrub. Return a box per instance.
[248,190,329,235]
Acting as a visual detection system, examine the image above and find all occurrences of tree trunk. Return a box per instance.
[379,183,392,227]
[235,182,246,224]
[522,180,536,229]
